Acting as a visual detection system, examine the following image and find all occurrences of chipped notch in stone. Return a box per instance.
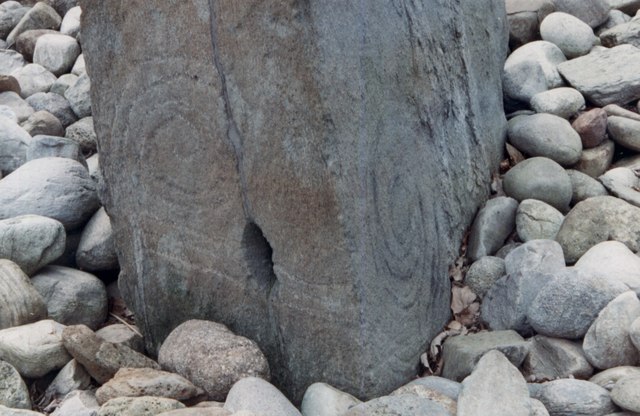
[242,222,277,293]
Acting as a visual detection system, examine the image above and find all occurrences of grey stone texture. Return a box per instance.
[457,350,531,416]
[158,320,270,402]
[552,0,610,28]
[505,0,555,49]
[465,256,505,298]
[76,207,118,271]
[502,157,573,211]
[611,376,640,412]
[95,367,205,405]
[441,330,529,381]
[583,291,640,370]
[522,335,594,382]
[0,320,71,378]
[556,196,640,263]
[344,394,450,416]
[558,45,640,106]
[507,113,582,166]
[6,2,61,47]
[530,379,618,415]
[540,12,596,58]
[300,383,361,416]
[0,215,65,276]
[22,110,65,137]
[223,377,301,416]
[80,0,509,400]
[97,396,185,416]
[467,197,518,261]
[0,260,47,330]
[0,157,99,230]
[575,241,640,296]
[0,360,31,409]
[573,139,615,178]
[590,366,640,391]
[31,265,108,330]
[528,268,628,338]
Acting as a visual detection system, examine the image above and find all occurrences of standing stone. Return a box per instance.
[81,0,509,400]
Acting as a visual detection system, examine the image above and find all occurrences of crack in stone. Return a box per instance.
[207,0,253,221]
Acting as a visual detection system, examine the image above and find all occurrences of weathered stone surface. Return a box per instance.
[11,64,56,99]
[0,157,99,230]
[553,0,610,28]
[0,6,28,40]
[507,114,582,165]
[15,29,59,62]
[583,291,640,369]
[96,367,205,405]
[575,241,640,296]
[6,2,61,47]
[0,50,26,76]
[0,360,31,409]
[503,41,566,104]
[0,215,65,276]
[606,0,640,14]
[223,378,301,416]
[0,260,47,330]
[0,406,45,416]
[599,167,640,209]
[0,115,31,174]
[457,350,531,416]
[22,111,65,137]
[0,91,33,123]
[50,73,77,96]
[523,335,594,382]
[516,199,564,242]
[528,268,628,338]
[60,6,81,37]
[390,384,457,414]
[0,320,71,378]
[76,207,118,271]
[600,19,640,48]
[611,376,640,412]
[26,92,77,128]
[44,359,91,400]
[344,394,450,416]
[64,72,90,118]
[590,366,640,390]
[608,116,640,152]
[503,157,573,211]
[465,256,505,298]
[540,12,596,58]
[81,0,509,400]
[301,383,361,416]
[26,135,84,164]
[530,379,618,415]
[62,324,160,384]
[530,87,586,118]
[556,196,640,263]
[506,0,555,49]
[558,45,640,106]
[97,396,185,416]
[573,139,615,178]
[158,320,270,402]
[65,117,96,155]
[441,330,529,381]
[572,108,608,148]
[95,324,144,353]
[393,376,460,400]
[467,197,518,261]
[31,265,108,329]
[50,390,100,416]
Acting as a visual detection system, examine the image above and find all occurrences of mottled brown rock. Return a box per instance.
[158,320,270,402]
[62,324,160,384]
[0,75,20,95]
[81,0,508,400]
[572,108,608,148]
[15,29,59,62]
[506,0,555,49]
[95,368,205,405]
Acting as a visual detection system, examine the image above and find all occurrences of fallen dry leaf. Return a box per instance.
[506,142,525,165]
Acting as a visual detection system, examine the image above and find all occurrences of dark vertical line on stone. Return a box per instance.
[207,0,253,220]
[356,0,369,395]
